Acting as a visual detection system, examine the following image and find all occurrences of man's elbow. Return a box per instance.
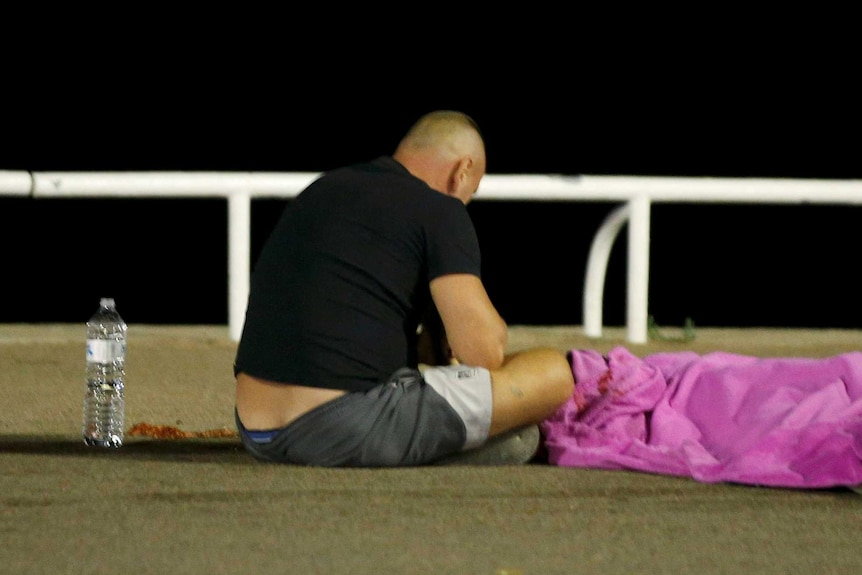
[480,345,507,370]
[451,336,507,370]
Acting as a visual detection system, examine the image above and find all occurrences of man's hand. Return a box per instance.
[416,303,454,366]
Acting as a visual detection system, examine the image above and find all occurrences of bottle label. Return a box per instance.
[86,339,125,363]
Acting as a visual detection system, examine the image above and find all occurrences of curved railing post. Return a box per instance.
[583,203,630,338]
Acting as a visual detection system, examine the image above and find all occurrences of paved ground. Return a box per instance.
[2,324,861,575]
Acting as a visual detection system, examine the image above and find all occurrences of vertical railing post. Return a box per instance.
[228,191,252,342]
[626,194,651,344]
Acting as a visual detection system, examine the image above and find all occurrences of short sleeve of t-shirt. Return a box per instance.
[423,194,482,282]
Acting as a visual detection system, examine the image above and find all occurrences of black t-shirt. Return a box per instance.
[234,156,482,392]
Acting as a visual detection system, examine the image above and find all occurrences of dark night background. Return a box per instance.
[2,34,860,330]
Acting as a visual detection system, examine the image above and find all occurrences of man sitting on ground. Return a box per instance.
[233,110,574,467]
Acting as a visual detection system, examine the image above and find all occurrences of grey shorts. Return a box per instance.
[236,365,493,467]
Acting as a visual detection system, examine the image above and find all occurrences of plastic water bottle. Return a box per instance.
[82,298,127,448]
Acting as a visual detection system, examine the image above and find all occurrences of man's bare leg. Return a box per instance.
[433,348,573,465]
[487,347,574,437]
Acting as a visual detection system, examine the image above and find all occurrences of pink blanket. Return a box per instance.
[541,347,862,489]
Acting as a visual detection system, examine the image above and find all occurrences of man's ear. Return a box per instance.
[447,156,473,196]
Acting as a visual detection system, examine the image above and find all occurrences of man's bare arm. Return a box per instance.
[430,274,508,369]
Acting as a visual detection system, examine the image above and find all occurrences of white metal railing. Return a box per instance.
[3,169,862,342]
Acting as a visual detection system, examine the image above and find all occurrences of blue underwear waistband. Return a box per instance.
[246,429,279,444]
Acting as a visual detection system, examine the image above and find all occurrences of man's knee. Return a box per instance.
[497,347,573,396]
[537,348,575,404]
[487,348,574,434]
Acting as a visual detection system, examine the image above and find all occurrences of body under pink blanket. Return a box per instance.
[541,347,862,489]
